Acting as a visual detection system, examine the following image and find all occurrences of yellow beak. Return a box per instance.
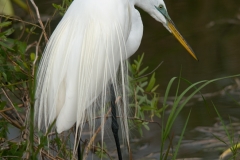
[167,21,198,61]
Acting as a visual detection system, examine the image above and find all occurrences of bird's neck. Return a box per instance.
[130,0,150,13]
[130,0,141,6]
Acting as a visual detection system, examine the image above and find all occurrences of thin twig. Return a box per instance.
[0,14,41,29]
[25,41,37,52]
[7,56,32,78]
[29,0,48,42]
[0,112,22,129]
[92,144,114,160]
[56,130,73,158]
[32,29,44,76]
[83,108,112,160]
[1,88,24,125]
[0,107,13,113]
[135,61,163,80]
[32,16,49,76]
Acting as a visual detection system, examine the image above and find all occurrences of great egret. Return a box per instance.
[35,0,198,157]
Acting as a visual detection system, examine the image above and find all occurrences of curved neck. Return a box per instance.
[130,0,151,12]
[130,0,142,6]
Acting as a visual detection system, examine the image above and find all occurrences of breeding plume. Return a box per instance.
[35,0,197,156]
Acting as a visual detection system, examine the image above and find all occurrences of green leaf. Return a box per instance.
[134,60,139,66]
[131,64,137,70]
[138,126,143,137]
[136,53,144,70]
[2,72,7,81]
[15,41,27,54]
[30,53,36,61]
[143,122,150,130]
[140,81,148,88]
[3,28,15,36]
[141,106,155,111]
[0,21,12,28]
[23,62,29,69]
[13,103,23,112]
[14,65,21,72]
[173,110,191,159]
[138,66,149,76]
[0,41,14,51]
[136,85,144,93]
[138,96,146,105]
[52,3,61,9]
[134,77,148,83]
[145,72,156,91]
[151,84,159,92]
[0,101,6,110]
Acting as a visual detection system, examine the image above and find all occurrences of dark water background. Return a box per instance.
[10,0,240,159]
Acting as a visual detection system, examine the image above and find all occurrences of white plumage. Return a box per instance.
[35,0,131,145]
[35,0,197,156]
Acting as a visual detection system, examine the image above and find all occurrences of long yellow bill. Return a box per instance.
[167,21,198,61]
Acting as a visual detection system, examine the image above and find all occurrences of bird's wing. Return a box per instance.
[35,0,130,147]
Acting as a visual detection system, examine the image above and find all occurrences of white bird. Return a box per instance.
[35,0,198,156]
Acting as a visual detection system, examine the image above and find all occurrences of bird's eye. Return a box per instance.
[159,4,163,9]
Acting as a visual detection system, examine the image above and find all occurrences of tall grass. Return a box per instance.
[159,73,240,159]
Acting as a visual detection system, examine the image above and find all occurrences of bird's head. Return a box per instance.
[136,0,198,61]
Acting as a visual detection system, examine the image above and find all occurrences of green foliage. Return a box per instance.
[0,118,8,141]
[53,0,73,16]
[0,20,31,87]
[172,110,191,159]
[95,142,108,159]
[0,140,27,159]
[0,15,39,159]
[159,73,240,159]
[129,53,162,136]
